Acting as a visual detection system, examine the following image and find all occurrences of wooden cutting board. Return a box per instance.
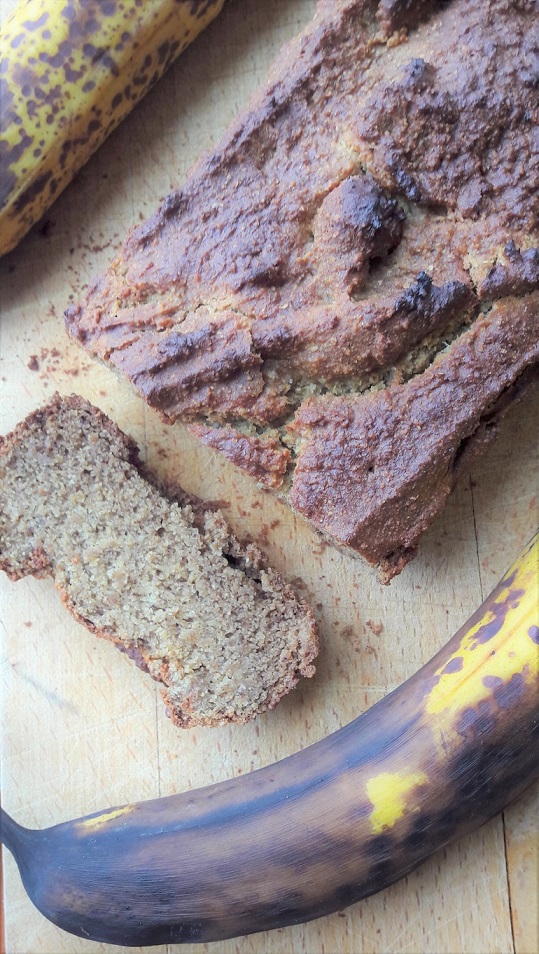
[1,2,537,952]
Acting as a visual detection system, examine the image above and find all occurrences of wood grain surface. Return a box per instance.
[1,2,538,953]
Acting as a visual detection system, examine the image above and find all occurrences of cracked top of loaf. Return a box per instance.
[66,0,539,578]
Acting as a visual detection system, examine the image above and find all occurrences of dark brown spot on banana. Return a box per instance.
[12,169,53,214]
[23,13,49,31]
[0,0,226,254]
[441,656,463,674]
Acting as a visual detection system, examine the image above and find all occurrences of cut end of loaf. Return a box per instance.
[0,394,318,727]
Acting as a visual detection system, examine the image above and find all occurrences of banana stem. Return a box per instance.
[1,808,25,857]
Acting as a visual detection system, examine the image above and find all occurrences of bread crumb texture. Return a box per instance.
[0,395,318,727]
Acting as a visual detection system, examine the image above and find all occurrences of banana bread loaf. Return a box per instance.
[65,0,539,579]
[0,395,318,727]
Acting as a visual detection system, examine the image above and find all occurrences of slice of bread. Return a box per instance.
[0,394,318,727]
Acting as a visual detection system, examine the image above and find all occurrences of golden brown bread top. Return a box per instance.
[66,0,539,577]
[288,294,539,579]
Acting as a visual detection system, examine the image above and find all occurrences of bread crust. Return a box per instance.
[289,295,539,579]
[66,0,539,577]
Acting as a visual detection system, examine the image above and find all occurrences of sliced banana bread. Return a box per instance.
[0,394,318,727]
[66,0,539,578]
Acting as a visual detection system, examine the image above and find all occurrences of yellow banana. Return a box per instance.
[0,0,225,256]
[2,532,538,945]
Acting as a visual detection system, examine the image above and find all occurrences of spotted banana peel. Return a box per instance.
[0,0,226,256]
[2,532,538,945]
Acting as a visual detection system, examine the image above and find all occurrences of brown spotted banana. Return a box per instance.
[1,531,538,945]
[0,0,226,255]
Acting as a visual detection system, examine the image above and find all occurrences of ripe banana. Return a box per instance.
[0,0,226,256]
[2,532,538,946]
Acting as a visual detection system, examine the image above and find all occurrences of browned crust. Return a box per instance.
[288,294,539,580]
[376,0,438,35]
[480,242,539,300]
[0,546,52,583]
[189,424,291,489]
[65,0,539,577]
